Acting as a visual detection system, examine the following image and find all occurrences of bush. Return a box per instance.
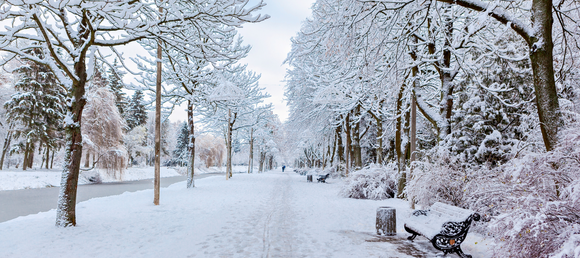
[467,125,580,258]
[406,148,473,208]
[406,125,580,258]
[340,164,397,200]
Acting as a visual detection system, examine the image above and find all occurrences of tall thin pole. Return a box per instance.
[248,128,253,174]
[154,5,162,205]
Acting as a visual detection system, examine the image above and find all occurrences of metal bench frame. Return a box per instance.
[404,203,481,258]
[317,173,330,183]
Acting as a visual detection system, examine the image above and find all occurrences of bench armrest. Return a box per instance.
[412,209,429,216]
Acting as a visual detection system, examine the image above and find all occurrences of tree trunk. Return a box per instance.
[258,151,265,172]
[395,81,406,172]
[0,130,13,170]
[84,150,90,168]
[22,141,30,171]
[45,145,49,169]
[187,100,196,188]
[345,114,352,176]
[439,5,454,137]
[410,94,417,164]
[353,106,362,169]
[369,111,383,164]
[529,0,559,151]
[56,72,88,227]
[28,143,35,169]
[226,109,233,179]
[50,149,55,169]
[41,144,46,169]
[330,131,337,166]
[336,124,344,164]
[248,128,253,173]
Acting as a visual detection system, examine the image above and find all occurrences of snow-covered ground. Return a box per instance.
[0,167,180,191]
[0,166,252,191]
[0,171,493,257]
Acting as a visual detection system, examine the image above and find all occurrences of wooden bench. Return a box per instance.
[404,202,480,258]
[317,173,329,183]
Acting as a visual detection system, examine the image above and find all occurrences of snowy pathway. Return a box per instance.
[0,171,491,257]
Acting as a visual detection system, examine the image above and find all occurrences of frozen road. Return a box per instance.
[0,173,221,223]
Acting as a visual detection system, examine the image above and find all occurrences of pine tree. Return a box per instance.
[107,59,128,117]
[4,49,66,170]
[126,90,148,130]
[173,122,189,166]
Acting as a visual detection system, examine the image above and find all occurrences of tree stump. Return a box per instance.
[376,206,396,236]
[307,175,312,182]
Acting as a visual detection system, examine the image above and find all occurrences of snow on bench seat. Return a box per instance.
[405,202,474,239]
[403,202,480,258]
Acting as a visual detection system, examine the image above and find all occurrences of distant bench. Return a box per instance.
[317,173,329,183]
[404,202,480,258]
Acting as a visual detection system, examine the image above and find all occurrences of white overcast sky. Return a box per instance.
[235,0,315,123]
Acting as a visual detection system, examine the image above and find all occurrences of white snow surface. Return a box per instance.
[0,171,493,257]
[404,202,475,240]
[0,167,181,191]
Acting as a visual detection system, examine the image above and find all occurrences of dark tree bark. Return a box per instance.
[353,106,362,169]
[84,151,90,168]
[50,149,55,169]
[45,145,49,169]
[248,128,253,173]
[22,141,30,171]
[27,143,34,169]
[0,130,13,170]
[336,124,344,164]
[368,110,383,164]
[226,109,236,179]
[345,113,352,174]
[56,73,87,227]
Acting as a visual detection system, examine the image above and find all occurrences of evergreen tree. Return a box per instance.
[126,90,148,130]
[107,59,128,117]
[173,122,189,166]
[4,49,66,170]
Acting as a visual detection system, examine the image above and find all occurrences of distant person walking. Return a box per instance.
[282,165,286,172]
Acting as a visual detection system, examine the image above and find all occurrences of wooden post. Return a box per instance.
[153,5,162,205]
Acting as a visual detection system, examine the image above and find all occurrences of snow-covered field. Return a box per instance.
[0,167,181,191]
[0,171,493,257]
[0,166,252,191]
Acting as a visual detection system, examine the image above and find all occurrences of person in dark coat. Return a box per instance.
[282,165,286,172]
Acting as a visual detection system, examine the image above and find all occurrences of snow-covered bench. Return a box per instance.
[404,202,480,258]
[317,173,329,183]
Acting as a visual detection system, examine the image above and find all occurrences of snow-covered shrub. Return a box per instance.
[406,148,473,208]
[340,164,397,200]
[79,170,102,184]
[461,124,580,258]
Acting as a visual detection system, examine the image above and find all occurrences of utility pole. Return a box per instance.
[154,4,162,205]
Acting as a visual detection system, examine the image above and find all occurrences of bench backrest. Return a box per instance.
[429,202,473,222]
